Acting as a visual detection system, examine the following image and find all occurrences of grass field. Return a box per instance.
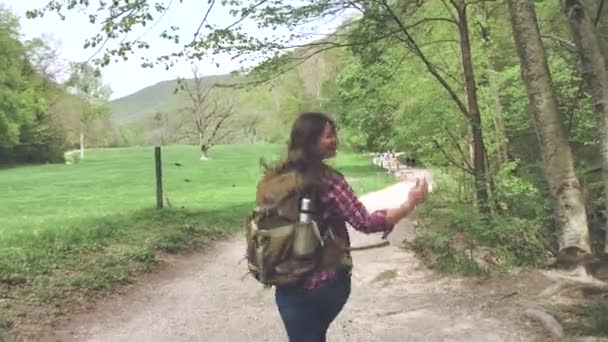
[0,143,392,336]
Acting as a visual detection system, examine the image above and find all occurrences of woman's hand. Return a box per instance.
[407,178,429,206]
[384,178,429,227]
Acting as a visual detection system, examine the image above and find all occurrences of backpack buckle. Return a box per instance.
[310,221,324,247]
[322,226,335,243]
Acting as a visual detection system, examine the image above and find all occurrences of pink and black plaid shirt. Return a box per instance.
[303,171,393,289]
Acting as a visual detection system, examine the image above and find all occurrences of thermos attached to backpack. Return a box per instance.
[292,197,323,258]
[299,198,312,223]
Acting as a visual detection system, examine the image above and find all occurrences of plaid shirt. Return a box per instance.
[303,171,393,289]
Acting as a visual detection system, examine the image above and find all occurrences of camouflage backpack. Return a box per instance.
[244,170,328,287]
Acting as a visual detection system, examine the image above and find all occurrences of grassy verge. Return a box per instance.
[0,144,392,338]
[549,300,608,339]
[566,302,608,336]
[572,302,608,336]
[406,169,554,276]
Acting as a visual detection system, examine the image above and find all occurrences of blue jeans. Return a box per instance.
[275,274,351,342]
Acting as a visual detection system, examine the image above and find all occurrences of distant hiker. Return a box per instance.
[245,112,429,342]
[386,152,394,175]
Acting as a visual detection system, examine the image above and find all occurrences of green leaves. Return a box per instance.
[66,62,112,106]
[332,53,400,150]
[0,7,34,153]
[0,4,118,164]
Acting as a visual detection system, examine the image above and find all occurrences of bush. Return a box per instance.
[410,169,554,274]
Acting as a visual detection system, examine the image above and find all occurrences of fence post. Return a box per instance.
[155,146,163,209]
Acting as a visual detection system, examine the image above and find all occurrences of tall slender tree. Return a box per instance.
[508,0,591,260]
[66,62,112,160]
[563,0,608,253]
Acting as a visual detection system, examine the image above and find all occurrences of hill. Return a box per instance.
[106,47,346,148]
[108,74,233,123]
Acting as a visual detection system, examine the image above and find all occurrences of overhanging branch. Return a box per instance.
[379,0,470,118]
[432,139,474,174]
[541,34,576,52]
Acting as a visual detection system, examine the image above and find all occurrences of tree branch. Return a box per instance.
[176,65,236,146]
[345,0,365,14]
[565,80,586,134]
[204,104,235,146]
[424,53,463,86]
[133,0,173,43]
[432,139,474,174]
[439,117,474,171]
[86,36,111,64]
[225,0,270,30]
[406,17,458,27]
[200,98,221,133]
[541,34,576,52]
[192,0,216,42]
[441,0,460,22]
[464,0,497,8]
[273,28,402,54]
[596,0,606,27]
[216,130,234,143]
[379,0,470,118]
[179,66,215,116]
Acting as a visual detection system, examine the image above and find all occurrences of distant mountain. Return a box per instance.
[108,74,233,123]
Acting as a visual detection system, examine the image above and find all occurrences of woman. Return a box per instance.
[269,112,428,342]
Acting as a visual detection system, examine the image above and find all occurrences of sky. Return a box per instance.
[7,0,348,100]
[7,0,250,100]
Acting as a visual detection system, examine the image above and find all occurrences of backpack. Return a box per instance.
[244,170,327,287]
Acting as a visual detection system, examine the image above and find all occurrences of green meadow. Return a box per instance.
[0,144,392,332]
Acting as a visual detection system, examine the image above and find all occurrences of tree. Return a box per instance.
[0,6,65,164]
[177,66,235,160]
[66,62,112,160]
[508,0,591,260]
[0,7,30,156]
[232,0,493,211]
[25,34,66,86]
[26,1,493,212]
[149,111,171,145]
[563,0,608,253]
[475,4,511,165]
[452,0,491,212]
[334,54,399,151]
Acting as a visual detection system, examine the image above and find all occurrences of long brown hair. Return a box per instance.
[263,112,338,191]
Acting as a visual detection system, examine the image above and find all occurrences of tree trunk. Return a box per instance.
[488,73,509,163]
[478,5,510,164]
[198,133,209,160]
[200,144,209,160]
[251,128,257,143]
[468,126,476,203]
[456,1,491,214]
[508,0,591,260]
[563,0,608,253]
[79,120,85,160]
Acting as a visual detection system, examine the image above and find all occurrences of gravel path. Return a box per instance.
[44,169,545,342]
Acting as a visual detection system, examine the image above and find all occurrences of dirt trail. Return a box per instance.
[44,169,549,342]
